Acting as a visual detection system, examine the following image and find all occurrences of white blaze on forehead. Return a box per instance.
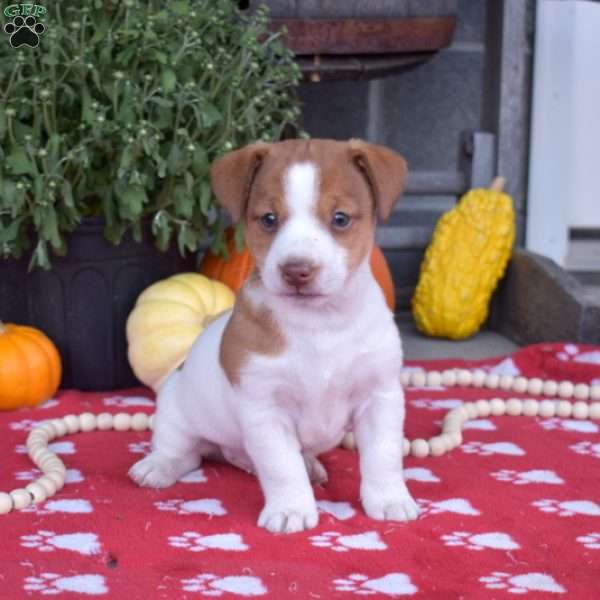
[283,162,319,217]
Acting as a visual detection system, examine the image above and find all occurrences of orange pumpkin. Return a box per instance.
[200,227,396,311]
[0,322,62,410]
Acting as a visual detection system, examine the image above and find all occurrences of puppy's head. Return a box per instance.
[210,139,407,301]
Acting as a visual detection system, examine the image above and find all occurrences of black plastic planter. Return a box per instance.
[0,218,197,391]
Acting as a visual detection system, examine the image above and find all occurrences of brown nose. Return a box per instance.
[280,260,318,288]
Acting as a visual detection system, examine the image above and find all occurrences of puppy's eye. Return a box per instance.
[331,211,352,230]
[259,212,278,231]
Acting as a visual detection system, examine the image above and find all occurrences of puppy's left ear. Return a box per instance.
[210,142,271,222]
[348,139,408,222]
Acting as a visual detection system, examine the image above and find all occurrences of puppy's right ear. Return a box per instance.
[210,142,271,223]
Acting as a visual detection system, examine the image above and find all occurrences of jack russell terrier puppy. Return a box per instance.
[129,138,419,533]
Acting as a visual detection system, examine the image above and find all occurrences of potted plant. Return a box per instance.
[0,0,302,389]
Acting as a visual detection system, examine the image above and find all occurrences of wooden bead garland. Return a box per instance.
[0,366,599,515]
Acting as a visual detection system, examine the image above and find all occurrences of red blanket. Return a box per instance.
[1,343,599,599]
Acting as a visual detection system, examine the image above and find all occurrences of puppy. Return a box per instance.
[129,139,419,533]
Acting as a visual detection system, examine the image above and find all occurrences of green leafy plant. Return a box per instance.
[0,0,303,269]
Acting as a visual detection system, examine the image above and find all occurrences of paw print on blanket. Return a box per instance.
[461,441,525,456]
[417,497,480,517]
[23,572,108,595]
[10,418,43,431]
[103,395,154,407]
[155,498,226,516]
[491,469,564,485]
[532,499,600,517]
[411,398,462,410]
[16,441,75,455]
[309,531,386,552]
[21,530,101,556]
[576,532,600,549]
[480,571,566,594]
[15,468,83,484]
[539,418,598,434]
[570,440,600,459]
[333,573,418,596]
[128,440,151,455]
[181,573,267,596]
[316,500,357,520]
[441,531,520,551]
[168,531,248,552]
[4,15,45,48]
[20,498,93,515]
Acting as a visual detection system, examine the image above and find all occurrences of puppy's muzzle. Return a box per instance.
[280,260,319,289]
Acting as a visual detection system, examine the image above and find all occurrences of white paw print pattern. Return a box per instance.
[491,469,564,485]
[570,440,600,459]
[417,498,480,517]
[16,441,75,455]
[480,571,565,594]
[410,398,462,410]
[441,531,519,551]
[539,418,598,434]
[181,574,267,596]
[21,499,93,515]
[23,572,108,595]
[155,498,226,516]
[10,418,43,431]
[128,440,151,455]
[576,532,600,549]
[103,395,154,407]
[179,468,208,483]
[317,500,357,520]
[169,531,248,552]
[489,357,520,376]
[15,468,84,484]
[309,531,386,552]
[21,530,101,556]
[462,419,496,431]
[532,499,600,517]
[461,441,525,456]
[39,398,60,410]
[333,573,418,596]
[404,467,440,483]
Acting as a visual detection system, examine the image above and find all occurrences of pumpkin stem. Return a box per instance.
[489,176,506,193]
[0,321,5,334]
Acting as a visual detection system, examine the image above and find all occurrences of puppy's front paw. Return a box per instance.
[362,487,420,522]
[258,500,319,534]
[129,453,181,489]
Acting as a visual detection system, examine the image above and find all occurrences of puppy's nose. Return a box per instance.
[280,260,318,288]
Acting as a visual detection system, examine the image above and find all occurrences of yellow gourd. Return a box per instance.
[126,273,235,391]
[412,177,515,339]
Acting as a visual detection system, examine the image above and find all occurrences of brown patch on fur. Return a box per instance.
[219,282,286,386]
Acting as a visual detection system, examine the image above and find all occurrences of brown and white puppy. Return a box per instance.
[129,139,419,533]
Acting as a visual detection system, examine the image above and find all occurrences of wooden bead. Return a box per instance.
[527,378,544,396]
[10,489,31,510]
[341,432,355,450]
[556,400,573,418]
[443,416,462,433]
[37,422,57,440]
[442,370,457,387]
[512,377,529,394]
[499,374,514,390]
[79,412,97,432]
[590,385,600,401]
[96,412,114,430]
[490,398,506,416]
[25,482,48,503]
[426,370,442,387]
[429,436,447,456]
[523,399,539,417]
[131,412,150,431]
[472,369,487,387]
[149,414,155,430]
[45,471,65,491]
[411,439,430,458]
[27,430,50,444]
[49,418,68,437]
[31,447,51,465]
[506,398,523,416]
[485,373,500,389]
[410,371,427,387]
[573,383,590,401]
[113,413,132,431]
[400,371,411,387]
[558,381,574,399]
[446,430,462,449]
[403,438,410,457]
[464,403,478,420]
[0,492,13,515]
[39,454,62,470]
[543,380,558,397]
[457,370,473,387]
[590,403,600,420]
[572,401,589,420]
[539,399,556,418]
[37,476,58,496]
[475,399,491,417]
[63,414,80,434]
